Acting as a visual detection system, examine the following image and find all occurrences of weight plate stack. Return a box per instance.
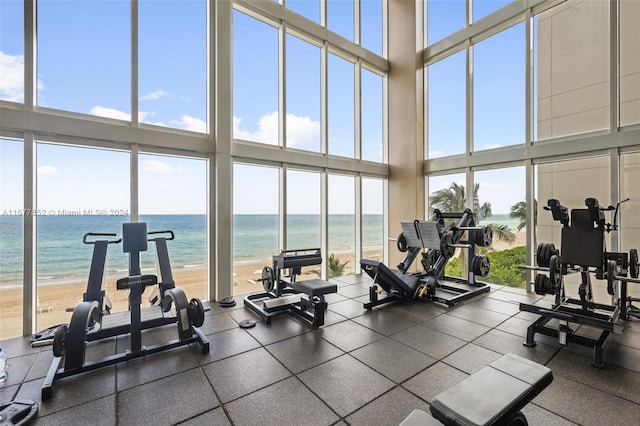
[630,248,639,279]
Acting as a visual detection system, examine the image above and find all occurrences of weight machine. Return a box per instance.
[244,248,337,327]
[42,222,209,400]
[519,198,639,368]
[362,209,493,310]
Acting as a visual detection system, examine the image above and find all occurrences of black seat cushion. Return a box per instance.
[291,279,337,297]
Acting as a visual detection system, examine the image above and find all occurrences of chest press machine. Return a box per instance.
[243,248,337,327]
[362,209,492,310]
[519,197,639,368]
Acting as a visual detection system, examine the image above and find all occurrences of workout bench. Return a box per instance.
[244,248,337,327]
[401,353,553,426]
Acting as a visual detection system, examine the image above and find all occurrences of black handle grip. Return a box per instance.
[147,230,175,241]
[83,232,122,244]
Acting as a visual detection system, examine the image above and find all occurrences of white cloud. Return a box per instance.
[140,89,173,101]
[233,112,320,148]
[142,159,186,174]
[37,165,57,175]
[88,106,151,122]
[170,115,207,133]
[0,52,24,102]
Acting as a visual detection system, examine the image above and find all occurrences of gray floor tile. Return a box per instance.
[245,315,312,346]
[0,383,20,405]
[116,344,199,391]
[319,320,384,352]
[402,362,469,402]
[203,348,290,403]
[425,313,491,341]
[337,283,370,298]
[327,299,367,319]
[117,368,219,425]
[385,301,446,322]
[226,305,265,324]
[1,352,37,387]
[333,274,372,285]
[495,315,534,337]
[195,327,261,364]
[392,324,466,359]
[441,343,503,375]
[17,368,115,417]
[473,329,560,365]
[265,331,344,373]
[324,292,348,304]
[487,289,542,305]
[350,338,436,383]
[198,312,240,335]
[298,355,394,417]
[352,308,420,336]
[533,375,640,426]
[226,377,339,426]
[345,387,431,426]
[521,403,578,426]
[34,395,115,426]
[548,348,640,404]
[179,407,231,426]
[447,304,511,328]
[468,296,523,316]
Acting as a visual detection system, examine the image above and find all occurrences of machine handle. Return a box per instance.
[147,230,175,241]
[83,232,122,244]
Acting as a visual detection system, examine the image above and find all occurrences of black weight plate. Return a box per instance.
[440,233,455,259]
[478,226,492,247]
[536,244,545,267]
[397,233,409,252]
[534,273,545,295]
[239,319,256,329]
[478,256,490,276]
[262,266,275,292]
[541,243,551,268]
[188,298,205,327]
[606,260,617,296]
[630,249,639,279]
[544,276,554,295]
[52,325,68,357]
[548,255,561,289]
[219,297,236,308]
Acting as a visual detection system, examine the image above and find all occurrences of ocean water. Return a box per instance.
[0,214,384,288]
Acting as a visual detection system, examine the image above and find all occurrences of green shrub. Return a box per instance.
[444,246,526,288]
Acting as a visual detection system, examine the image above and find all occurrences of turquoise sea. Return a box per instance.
[0,213,518,288]
[0,214,384,288]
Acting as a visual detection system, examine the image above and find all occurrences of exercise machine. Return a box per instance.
[244,248,337,327]
[42,222,209,400]
[519,197,639,368]
[362,209,492,310]
[400,353,553,426]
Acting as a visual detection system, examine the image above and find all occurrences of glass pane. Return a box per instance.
[361,0,383,55]
[37,0,130,117]
[0,0,24,102]
[233,164,279,296]
[286,0,320,23]
[36,143,130,332]
[428,172,466,278]
[474,167,526,288]
[286,169,321,250]
[473,0,513,22]
[620,153,640,295]
[233,11,279,145]
[327,0,354,41]
[535,157,610,298]
[362,177,384,266]
[328,54,355,158]
[474,23,525,150]
[139,154,208,302]
[428,50,465,158]
[361,69,383,162]
[286,34,321,152]
[534,0,610,141]
[620,0,640,126]
[139,0,207,132]
[426,0,465,46]
[328,174,355,277]
[0,139,23,339]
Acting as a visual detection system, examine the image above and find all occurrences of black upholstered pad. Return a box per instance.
[292,279,337,297]
[429,353,553,426]
[360,259,420,295]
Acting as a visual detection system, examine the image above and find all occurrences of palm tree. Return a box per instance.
[510,200,537,232]
[430,182,516,244]
[311,253,350,278]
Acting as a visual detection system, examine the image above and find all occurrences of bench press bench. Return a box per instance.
[400,353,553,426]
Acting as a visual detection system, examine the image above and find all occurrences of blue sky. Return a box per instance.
[0,0,525,215]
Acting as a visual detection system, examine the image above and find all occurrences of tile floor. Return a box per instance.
[1,274,640,425]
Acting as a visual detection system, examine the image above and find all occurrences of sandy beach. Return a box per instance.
[0,235,526,340]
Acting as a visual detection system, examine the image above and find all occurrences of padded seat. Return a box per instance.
[361,259,420,295]
[291,279,337,297]
[429,353,553,426]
